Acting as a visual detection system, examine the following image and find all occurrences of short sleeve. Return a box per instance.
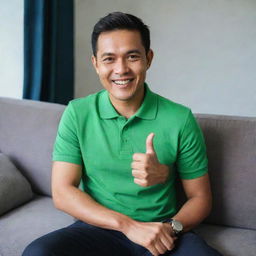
[52,102,83,165]
[176,110,208,179]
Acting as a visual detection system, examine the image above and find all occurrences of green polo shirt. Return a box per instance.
[53,84,208,222]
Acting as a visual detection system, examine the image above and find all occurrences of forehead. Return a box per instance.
[96,29,144,55]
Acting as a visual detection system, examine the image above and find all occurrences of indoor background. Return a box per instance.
[1,0,255,116]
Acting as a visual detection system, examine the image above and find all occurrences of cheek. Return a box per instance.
[135,66,147,79]
[133,62,147,75]
[98,67,111,80]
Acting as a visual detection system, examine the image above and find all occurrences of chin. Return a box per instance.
[112,93,134,102]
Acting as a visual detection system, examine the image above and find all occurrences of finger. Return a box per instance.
[148,246,159,256]
[131,161,145,170]
[154,241,167,255]
[134,178,148,187]
[146,133,155,154]
[132,169,147,179]
[161,233,175,251]
[133,153,147,162]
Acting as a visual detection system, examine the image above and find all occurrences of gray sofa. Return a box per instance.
[0,97,255,256]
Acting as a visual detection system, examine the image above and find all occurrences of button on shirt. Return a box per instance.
[53,84,208,222]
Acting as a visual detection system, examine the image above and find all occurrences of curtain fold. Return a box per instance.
[23,0,74,105]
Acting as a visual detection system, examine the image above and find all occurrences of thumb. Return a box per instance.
[146,133,155,154]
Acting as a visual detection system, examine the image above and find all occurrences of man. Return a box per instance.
[23,12,222,256]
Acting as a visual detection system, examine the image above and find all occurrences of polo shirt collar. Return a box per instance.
[99,90,119,119]
[135,83,158,120]
[99,83,158,120]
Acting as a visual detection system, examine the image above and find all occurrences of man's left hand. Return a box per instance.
[131,133,169,187]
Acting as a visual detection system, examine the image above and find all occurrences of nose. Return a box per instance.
[114,58,129,75]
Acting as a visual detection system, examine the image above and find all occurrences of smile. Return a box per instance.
[112,79,134,85]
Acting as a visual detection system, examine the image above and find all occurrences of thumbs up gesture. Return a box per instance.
[132,133,169,187]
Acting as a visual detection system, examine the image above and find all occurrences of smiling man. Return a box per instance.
[22,12,222,256]
[92,29,152,119]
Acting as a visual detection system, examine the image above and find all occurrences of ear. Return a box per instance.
[91,55,99,74]
[146,49,154,70]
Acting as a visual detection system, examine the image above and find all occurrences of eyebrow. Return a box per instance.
[126,49,142,55]
[100,52,114,58]
[100,49,142,58]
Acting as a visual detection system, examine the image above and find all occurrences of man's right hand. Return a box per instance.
[122,220,176,256]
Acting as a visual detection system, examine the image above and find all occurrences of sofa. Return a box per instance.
[0,96,255,256]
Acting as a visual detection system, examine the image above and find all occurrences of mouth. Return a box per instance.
[112,78,134,87]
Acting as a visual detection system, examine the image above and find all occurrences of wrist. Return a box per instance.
[163,218,183,236]
[116,215,136,234]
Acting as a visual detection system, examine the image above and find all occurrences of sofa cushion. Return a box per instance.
[195,114,256,230]
[195,223,256,256]
[0,196,74,256]
[0,97,66,196]
[0,153,33,215]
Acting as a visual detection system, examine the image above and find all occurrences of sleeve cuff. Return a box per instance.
[52,154,83,165]
[178,167,208,180]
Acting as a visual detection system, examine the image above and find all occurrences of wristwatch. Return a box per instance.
[163,218,183,236]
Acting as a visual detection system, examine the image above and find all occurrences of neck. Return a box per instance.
[109,87,145,119]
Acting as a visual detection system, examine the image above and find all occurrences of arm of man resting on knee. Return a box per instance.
[52,161,175,256]
[172,173,212,233]
[52,161,133,231]
[52,161,211,256]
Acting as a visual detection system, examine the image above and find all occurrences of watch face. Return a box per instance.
[172,220,183,232]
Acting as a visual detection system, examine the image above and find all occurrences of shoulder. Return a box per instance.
[155,93,192,125]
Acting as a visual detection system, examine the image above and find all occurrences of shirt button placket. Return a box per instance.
[119,117,132,158]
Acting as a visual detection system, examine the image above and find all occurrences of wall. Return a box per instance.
[0,0,23,99]
[75,0,256,116]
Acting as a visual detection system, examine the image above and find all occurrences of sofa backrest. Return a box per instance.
[195,114,256,230]
[1,97,255,229]
[0,97,65,196]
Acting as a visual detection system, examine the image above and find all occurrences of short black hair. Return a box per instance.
[91,12,150,56]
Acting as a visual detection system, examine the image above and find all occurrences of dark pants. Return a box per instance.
[22,220,222,256]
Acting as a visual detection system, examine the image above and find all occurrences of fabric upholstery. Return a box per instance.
[195,114,256,230]
[0,97,255,256]
[0,97,65,196]
[0,153,33,215]
[195,223,256,256]
[0,196,74,256]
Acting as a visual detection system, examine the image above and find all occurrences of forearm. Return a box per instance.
[53,185,134,232]
[172,195,212,232]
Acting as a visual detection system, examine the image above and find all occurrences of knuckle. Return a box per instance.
[147,238,155,247]
[143,180,149,187]
[144,239,150,247]
[156,225,162,233]
[140,182,147,187]
[142,171,148,179]
[144,164,150,170]
[132,153,138,160]
[159,248,165,254]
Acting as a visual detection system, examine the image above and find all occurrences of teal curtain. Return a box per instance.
[23,0,74,105]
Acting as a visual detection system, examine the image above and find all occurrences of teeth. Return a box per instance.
[113,79,131,85]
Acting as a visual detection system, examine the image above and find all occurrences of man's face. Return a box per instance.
[92,29,153,104]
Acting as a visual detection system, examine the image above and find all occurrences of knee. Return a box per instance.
[22,239,53,256]
[179,232,222,256]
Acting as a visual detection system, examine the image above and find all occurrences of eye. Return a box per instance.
[128,55,140,61]
[102,57,114,63]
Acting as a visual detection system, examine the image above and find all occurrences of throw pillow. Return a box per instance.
[0,153,33,215]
